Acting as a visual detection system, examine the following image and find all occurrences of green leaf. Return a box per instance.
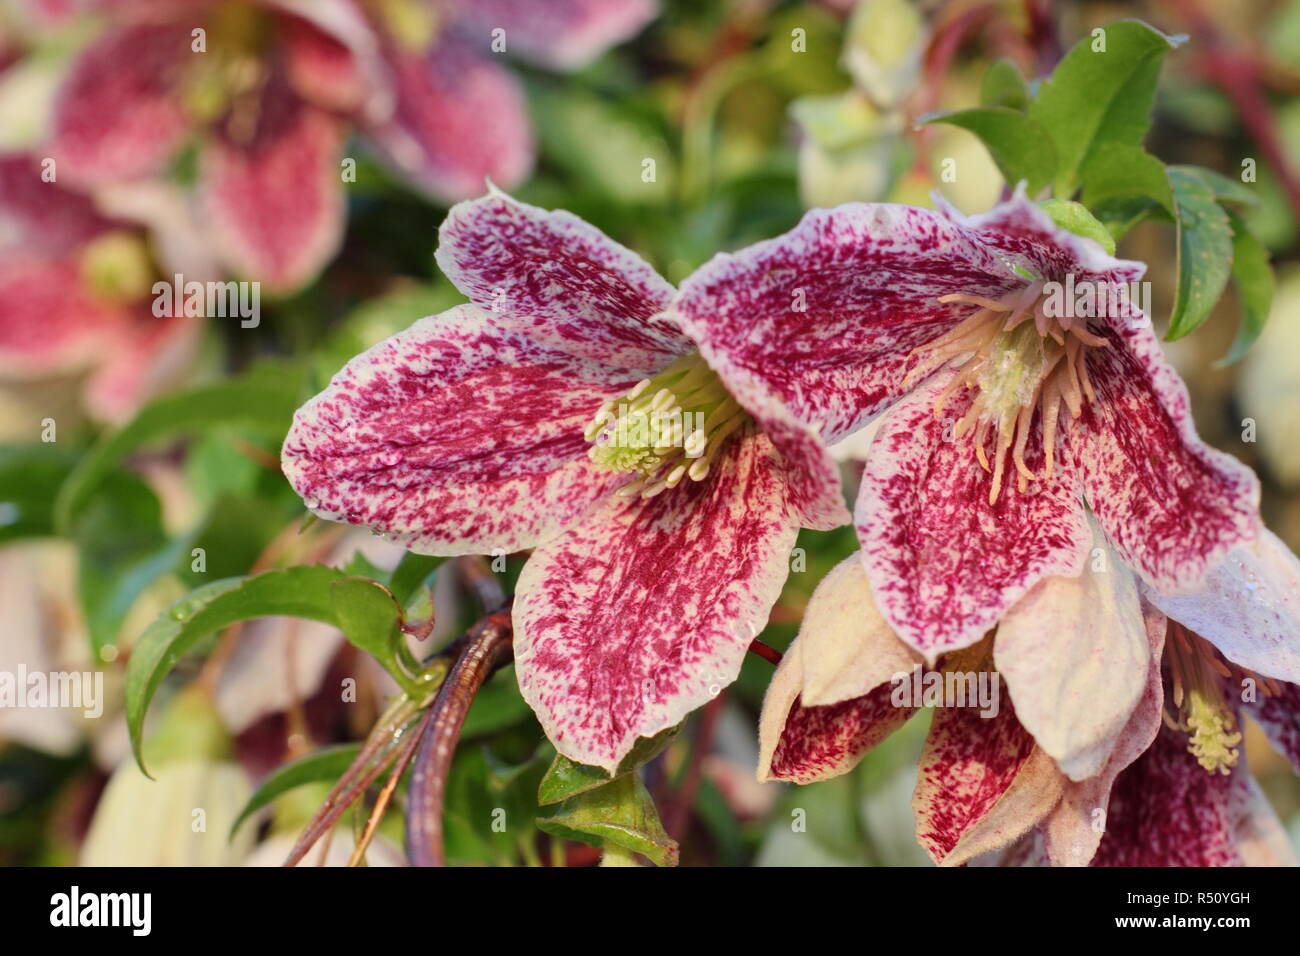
[538,725,680,805]
[0,445,78,543]
[1219,211,1275,364]
[54,362,304,532]
[1166,167,1234,340]
[1079,143,1174,216]
[329,576,415,690]
[1091,196,1161,242]
[229,744,361,839]
[1029,20,1184,195]
[980,58,1029,110]
[125,565,344,775]
[388,552,445,607]
[921,107,1056,194]
[536,773,678,867]
[1038,199,1117,256]
[1172,164,1260,206]
[71,471,184,656]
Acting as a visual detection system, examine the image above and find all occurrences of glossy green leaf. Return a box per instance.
[1091,195,1161,242]
[538,725,681,805]
[979,58,1029,110]
[1029,20,1184,194]
[125,565,344,775]
[54,362,304,532]
[1166,167,1234,340]
[1219,211,1275,364]
[921,107,1056,194]
[536,772,678,867]
[230,744,361,839]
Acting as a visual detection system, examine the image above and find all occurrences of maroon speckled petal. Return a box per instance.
[362,38,531,203]
[281,304,631,555]
[1144,529,1300,684]
[1090,720,1247,867]
[49,22,193,185]
[454,0,658,70]
[1246,680,1300,774]
[199,77,345,292]
[671,202,1018,444]
[1075,321,1261,595]
[914,694,1064,867]
[1041,602,1166,866]
[514,429,800,772]
[435,189,686,373]
[756,554,921,783]
[857,371,1091,659]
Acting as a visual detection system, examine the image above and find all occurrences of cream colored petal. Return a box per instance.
[800,552,922,707]
[994,523,1149,781]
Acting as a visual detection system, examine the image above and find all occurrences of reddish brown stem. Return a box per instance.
[405,607,514,867]
[747,638,783,666]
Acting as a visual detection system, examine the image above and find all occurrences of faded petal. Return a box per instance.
[364,39,532,203]
[798,552,922,706]
[914,697,1065,867]
[1144,529,1300,684]
[281,304,629,556]
[1230,775,1298,866]
[515,430,799,773]
[199,78,345,292]
[1041,602,1167,866]
[435,189,685,372]
[455,0,658,71]
[994,524,1149,780]
[671,201,1017,443]
[49,22,193,185]
[1075,320,1260,595]
[857,371,1091,659]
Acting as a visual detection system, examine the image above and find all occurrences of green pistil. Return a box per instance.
[585,352,749,498]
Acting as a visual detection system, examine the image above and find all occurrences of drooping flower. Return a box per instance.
[722,188,1300,863]
[670,189,1265,666]
[44,0,658,291]
[757,526,1300,866]
[281,188,849,772]
[0,151,206,422]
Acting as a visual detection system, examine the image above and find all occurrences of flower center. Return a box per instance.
[1163,623,1279,775]
[909,281,1110,505]
[584,352,750,499]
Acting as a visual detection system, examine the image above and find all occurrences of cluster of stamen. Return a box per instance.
[906,281,1110,504]
[584,353,749,499]
[1163,623,1280,775]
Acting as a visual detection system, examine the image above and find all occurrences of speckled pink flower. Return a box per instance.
[671,189,1264,661]
[281,189,849,772]
[757,528,1300,865]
